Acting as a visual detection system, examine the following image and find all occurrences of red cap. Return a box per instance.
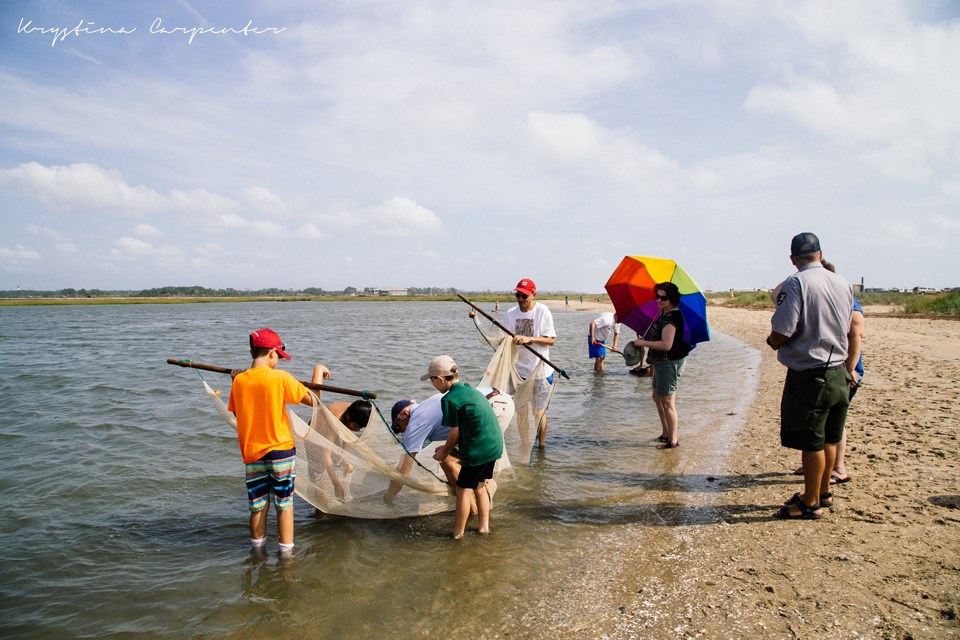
[514,278,536,295]
[249,328,291,360]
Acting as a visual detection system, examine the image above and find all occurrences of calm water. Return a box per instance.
[0,301,758,638]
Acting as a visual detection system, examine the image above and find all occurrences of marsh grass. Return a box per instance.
[707,290,959,317]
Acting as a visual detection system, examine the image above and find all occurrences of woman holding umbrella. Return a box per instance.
[630,282,690,449]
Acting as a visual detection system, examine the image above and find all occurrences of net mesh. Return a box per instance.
[473,318,559,464]
[203,374,518,519]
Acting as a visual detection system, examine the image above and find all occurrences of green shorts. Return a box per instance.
[651,358,685,396]
[780,365,851,452]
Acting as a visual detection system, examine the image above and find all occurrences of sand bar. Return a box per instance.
[520,301,960,639]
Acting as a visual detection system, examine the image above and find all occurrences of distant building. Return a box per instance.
[364,287,409,296]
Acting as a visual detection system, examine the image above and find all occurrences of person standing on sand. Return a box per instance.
[502,278,556,448]
[767,233,853,519]
[589,312,620,372]
[788,260,864,484]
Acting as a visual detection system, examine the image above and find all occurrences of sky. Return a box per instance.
[1,0,959,293]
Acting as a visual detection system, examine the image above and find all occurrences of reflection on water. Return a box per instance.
[0,301,758,638]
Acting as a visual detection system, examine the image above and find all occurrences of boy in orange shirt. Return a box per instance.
[227,328,314,555]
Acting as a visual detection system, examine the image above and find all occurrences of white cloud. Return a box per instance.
[307,196,444,236]
[111,236,183,260]
[244,186,287,215]
[0,244,42,272]
[134,224,163,238]
[742,1,960,183]
[0,162,165,213]
[25,224,78,254]
[168,189,236,215]
[0,245,42,260]
[525,110,680,192]
[364,197,444,235]
[297,223,323,239]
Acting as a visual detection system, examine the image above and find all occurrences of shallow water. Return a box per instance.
[0,301,758,638]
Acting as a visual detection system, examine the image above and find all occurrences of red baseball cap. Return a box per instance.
[514,278,536,295]
[249,328,291,360]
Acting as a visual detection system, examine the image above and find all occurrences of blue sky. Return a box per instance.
[2,0,959,292]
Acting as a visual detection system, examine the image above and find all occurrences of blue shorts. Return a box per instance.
[245,448,297,512]
[588,336,606,358]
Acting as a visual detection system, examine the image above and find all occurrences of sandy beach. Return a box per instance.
[520,300,960,639]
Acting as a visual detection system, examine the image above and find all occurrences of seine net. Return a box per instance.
[473,319,559,465]
[203,375,516,519]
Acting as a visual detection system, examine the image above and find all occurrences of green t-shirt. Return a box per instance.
[440,382,504,466]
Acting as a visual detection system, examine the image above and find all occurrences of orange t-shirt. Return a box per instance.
[227,367,308,463]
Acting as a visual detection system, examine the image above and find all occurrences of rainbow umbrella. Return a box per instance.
[604,256,710,345]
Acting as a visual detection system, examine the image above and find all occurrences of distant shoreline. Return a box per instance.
[0,294,543,307]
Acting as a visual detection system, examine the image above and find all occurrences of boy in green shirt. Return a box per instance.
[424,355,504,539]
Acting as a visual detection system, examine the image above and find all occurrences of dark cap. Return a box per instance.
[790,232,821,257]
[391,399,415,432]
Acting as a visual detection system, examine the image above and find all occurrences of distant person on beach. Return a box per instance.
[425,355,504,539]
[228,328,315,555]
[786,261,864,484]
[502,277,556,448]
[630,283,690,449]
[589,312,620,372]
[767,233,853,520]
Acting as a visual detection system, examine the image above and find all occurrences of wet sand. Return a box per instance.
[518,300,960,639]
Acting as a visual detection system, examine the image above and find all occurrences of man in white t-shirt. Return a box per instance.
[589,311,620,372]
[502,277,556,448]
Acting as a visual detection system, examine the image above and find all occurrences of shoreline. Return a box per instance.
[519,303,960,638]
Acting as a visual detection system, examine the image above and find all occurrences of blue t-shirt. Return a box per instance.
[853,298,864,378]
[402,387,495,453]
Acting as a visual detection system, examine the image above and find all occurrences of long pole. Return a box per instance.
[166,359,378,398]
[457,294,570,380]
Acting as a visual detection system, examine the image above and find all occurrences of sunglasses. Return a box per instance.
[274,343,286,352]
[514,292,529,299]
[656,295,670,302]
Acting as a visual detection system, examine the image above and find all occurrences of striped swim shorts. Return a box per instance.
[245,448,297,512]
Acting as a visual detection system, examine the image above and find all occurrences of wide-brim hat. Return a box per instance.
[623,342,643,367]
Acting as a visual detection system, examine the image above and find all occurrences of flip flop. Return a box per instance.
[830,473,851,485]
[658,441,680,449]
